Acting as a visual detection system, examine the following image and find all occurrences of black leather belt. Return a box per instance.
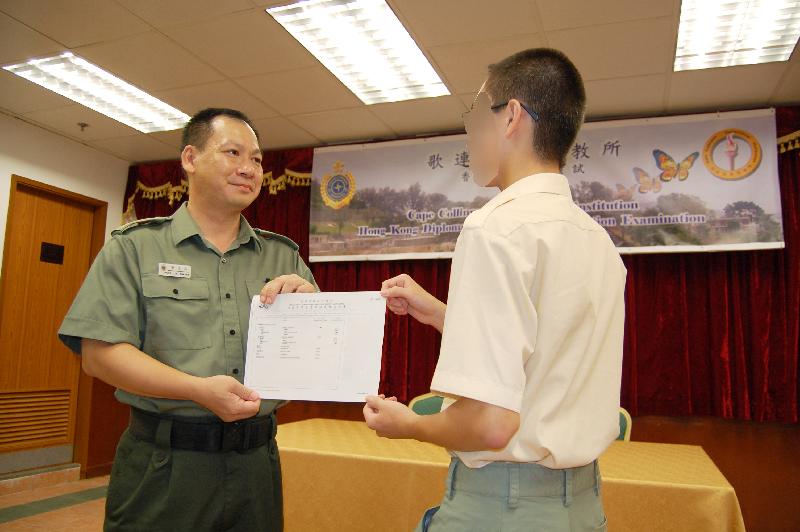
[129,407,275,453]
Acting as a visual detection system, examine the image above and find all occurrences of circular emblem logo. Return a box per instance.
[321,161,356,209]
[702,128,761,181]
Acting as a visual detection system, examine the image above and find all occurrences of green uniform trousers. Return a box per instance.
[104,418,282,532]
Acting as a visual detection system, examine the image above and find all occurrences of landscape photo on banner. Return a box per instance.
[309,108,783,261]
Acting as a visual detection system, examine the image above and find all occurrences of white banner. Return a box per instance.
[309,109,783,262]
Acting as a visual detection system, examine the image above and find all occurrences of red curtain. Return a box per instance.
[123,160,186,220]
[125,108,800,423]
[242,148,314,255]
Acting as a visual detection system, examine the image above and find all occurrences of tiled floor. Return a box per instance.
[0,466,80,497]
[0,476,108,531]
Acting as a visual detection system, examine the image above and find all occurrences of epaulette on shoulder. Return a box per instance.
[253,228,299,251]
[112,216,170,236]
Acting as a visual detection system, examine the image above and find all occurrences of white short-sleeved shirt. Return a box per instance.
[431,172,627,469]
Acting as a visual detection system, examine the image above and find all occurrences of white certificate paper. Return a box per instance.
[244,291,386,402]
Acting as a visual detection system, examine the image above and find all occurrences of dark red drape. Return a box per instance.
[618,108,799,422]
[241,148,314,256]
[125,108,800,422]
[123,160,186,219]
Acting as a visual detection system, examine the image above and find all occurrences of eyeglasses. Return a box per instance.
[489,101,540,122]
[462,92,540,135]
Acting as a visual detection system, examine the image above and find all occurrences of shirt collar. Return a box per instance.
[481,173,572,212]
[171,202,261,251]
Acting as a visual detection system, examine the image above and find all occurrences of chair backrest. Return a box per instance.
[618,407,632,441]
[410,393,445,416]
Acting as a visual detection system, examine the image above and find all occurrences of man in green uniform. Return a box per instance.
[58,108,317,531]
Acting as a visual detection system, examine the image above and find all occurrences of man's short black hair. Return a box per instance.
[486,48,586,168]
[181,108,260,150]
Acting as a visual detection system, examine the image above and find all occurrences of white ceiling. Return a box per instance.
[0,0,798,163]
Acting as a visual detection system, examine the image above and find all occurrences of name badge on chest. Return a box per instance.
[158,262,192,278]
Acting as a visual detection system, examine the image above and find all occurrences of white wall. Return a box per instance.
[0,113,129,263]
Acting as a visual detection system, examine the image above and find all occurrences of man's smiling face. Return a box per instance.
[183,115,263,212]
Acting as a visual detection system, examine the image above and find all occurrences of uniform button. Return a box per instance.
[172,288,179,295]
[232,368,239,375]
[221,258,227,264]
[225,293,231,299]
[229,329,236,335]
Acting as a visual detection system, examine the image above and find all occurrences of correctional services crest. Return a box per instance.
[321,161,356,209]
[702,128,761,181]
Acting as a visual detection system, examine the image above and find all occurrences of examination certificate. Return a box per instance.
[244,291,387,401]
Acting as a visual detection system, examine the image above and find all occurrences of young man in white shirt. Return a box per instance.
[363,48,627,531]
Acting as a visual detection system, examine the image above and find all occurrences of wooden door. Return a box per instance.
[0,176,106,454]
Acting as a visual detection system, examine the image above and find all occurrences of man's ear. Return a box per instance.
[180,145,196,176]
[503,100,526,140]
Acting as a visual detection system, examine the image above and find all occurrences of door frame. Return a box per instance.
[0,175,108,473]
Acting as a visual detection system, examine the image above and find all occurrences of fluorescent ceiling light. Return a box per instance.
[3,52,190,133]
[675,0,800,71]
[267,0,450,104]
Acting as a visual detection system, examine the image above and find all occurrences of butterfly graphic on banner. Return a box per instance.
[632,168,662,193]
[628,149,700,194]
[614,183,637,201]
[653,149,699,181]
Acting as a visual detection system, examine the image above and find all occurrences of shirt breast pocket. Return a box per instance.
[246,279,266,299]
[142,275,211,350]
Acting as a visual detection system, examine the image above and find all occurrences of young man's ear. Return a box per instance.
[503,100,525,139]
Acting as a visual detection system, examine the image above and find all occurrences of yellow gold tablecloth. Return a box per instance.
[276,419,745,532]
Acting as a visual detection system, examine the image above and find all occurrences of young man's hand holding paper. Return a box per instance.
[244,291,386,402]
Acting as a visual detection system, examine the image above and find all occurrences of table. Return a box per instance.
[276,419,745,532]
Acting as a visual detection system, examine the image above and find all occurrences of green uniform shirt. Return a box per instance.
[58,202,318,417]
